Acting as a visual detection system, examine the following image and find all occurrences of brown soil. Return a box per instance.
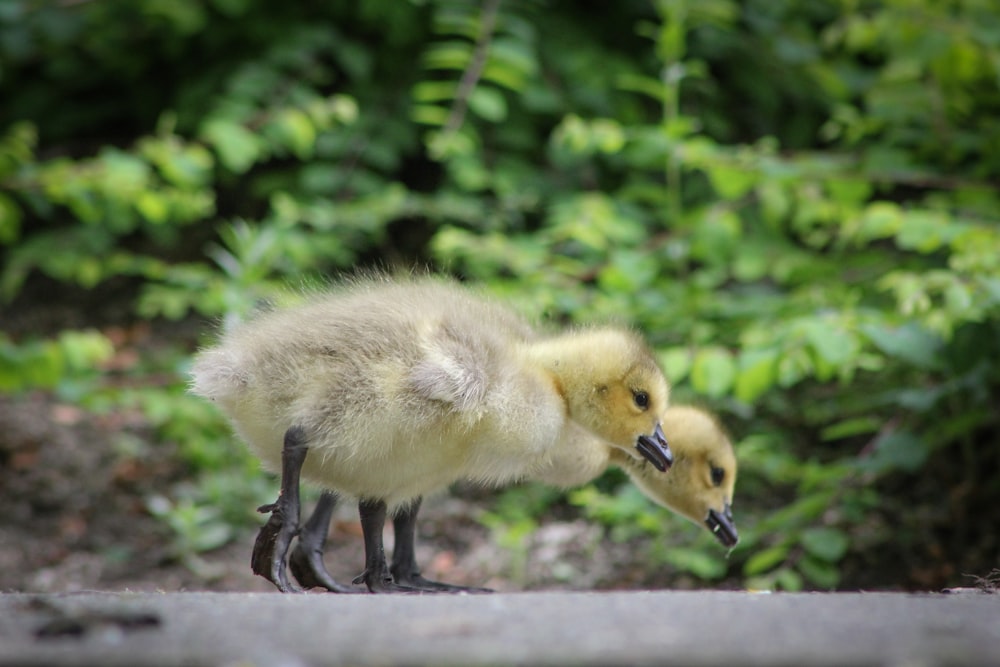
[0,390,698,595]
[3,287,993,596]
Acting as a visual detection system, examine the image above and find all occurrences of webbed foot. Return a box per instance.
[390,497,492,594]
[288,491,365,593]
[249,426,308,593]
[391,567,493,594]
[352,569,424,594]
[251,500,300,593]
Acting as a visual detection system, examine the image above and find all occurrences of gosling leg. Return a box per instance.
[289,491,365,593]
[353,499,421,594]
[250,426,308,593]
[391,497,493,594]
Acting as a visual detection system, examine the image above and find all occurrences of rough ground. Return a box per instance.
[1,286,734,596]
[1,298,995,596]
[0,391,708,595]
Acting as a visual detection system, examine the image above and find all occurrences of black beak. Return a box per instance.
[705,503,738,547]
[636,423,673,472]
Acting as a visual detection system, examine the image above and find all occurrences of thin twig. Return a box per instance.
[442,0,503,136]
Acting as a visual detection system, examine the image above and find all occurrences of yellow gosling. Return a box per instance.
[535,404,739,547]
[190,275,674,593]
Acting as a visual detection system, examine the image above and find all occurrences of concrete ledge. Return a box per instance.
[1,591,998,666]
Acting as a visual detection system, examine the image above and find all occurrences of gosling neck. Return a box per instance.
[610,447,683,502]
[523,328,624,406]
[533,423,613,488]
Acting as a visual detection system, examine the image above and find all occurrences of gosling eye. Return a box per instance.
[632,390,650,410]
[710,466,725,487]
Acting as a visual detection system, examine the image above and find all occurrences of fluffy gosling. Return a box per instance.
[190,275,673,593]
[616,405,738,547]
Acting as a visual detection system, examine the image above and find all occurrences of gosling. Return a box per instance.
[190,275,673,593]
[535,404,739,548]
[621,405,738,546]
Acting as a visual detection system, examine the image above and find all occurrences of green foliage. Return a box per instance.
[85,344,275,568]
[3,0,998,589]
[569,484,731,581]
[0,330,113,393]
[478,483,563,587]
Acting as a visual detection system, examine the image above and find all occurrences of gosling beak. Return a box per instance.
[636,422,673,472]
[705,503,739,547]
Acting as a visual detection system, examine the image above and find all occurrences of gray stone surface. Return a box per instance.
[1,590,998,666]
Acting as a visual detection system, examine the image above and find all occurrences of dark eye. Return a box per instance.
[633,390,650,409]
[711,466,725,487]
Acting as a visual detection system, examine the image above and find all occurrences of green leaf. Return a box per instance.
[210,0,250,16]
[801,527,849,562]
[758,181,792,226]
[269,109,316,159]
[140,138,213,188]
[860,322,942,370]
[0,193,22,244]
[201,119,261,173]
[803,317,857,369]
[468,87,508,122]
[743,544,789,576]
[735,348,778,402]
[100,148,152,193]
[658,347,692,384]
[412,104,451,127]
[412,81,457,103]
[865,431,929,473]
[731,239,773,281]
[802,317,860,381]
[825,177,872,205]
[706,164,756,200]
[590,119,626,154]
[598,249,658,292]
[485,37,537,87]
[616,72,666,103]
[896,210,948,253]
[192,522,233,552]
[944,280,973,314]
[820,416,881,441]
[857,202,903,243]
[691,347,736,398]
[662,547,727,579]
[773,567,805,592]
[797,555,840,589]
[136,191,170,224]
[58,330,114,370]
[423,40,473,71]
[689,209,742,263]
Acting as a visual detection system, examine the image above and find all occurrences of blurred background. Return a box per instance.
[1,0,998,594]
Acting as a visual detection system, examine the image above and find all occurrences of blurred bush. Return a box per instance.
[2,0,998,589]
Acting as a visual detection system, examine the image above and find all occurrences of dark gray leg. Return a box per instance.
[352,499,421,594]
[391,497,493,594]
[250,426,308,593]
[289,491,364,593]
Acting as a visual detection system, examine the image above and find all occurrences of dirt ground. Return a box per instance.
[0,282,730,596]
[2,285,995,596]
[0,390,703,595]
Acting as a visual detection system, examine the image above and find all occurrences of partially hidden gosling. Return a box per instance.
[534,404,738,547]
[190,275,674,593]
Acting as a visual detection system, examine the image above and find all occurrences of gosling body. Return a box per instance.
[191,275,673,592]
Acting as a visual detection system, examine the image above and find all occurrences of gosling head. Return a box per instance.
[546,328,673,472]
[613,405,739,547]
